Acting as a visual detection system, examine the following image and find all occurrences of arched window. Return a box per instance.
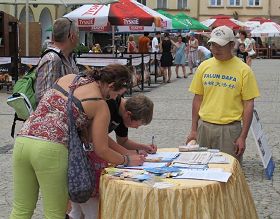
[39,8,53,46]
[19,6,35,22]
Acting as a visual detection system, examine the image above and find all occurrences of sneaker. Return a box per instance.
[176,76,181,78]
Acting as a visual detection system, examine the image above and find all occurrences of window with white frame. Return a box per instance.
[137,0,146,5]
[209,0,223,6]
[229,0,241,6]
[248,0,260,6]
[178,0,188,9]
[157,0,167,8]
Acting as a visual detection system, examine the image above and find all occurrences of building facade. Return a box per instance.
[0,0,279,47]
[145,0,280,22]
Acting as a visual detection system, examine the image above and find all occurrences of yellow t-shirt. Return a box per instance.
[189,56,260,124]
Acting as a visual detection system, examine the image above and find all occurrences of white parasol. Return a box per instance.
[251,22,280,37]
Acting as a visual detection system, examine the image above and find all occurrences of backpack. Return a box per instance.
[7,49,63,137]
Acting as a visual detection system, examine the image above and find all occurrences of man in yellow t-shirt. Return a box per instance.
[186,26,260,162]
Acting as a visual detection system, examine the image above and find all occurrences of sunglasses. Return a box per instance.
[64,17,73,38]
[121,80,132,88]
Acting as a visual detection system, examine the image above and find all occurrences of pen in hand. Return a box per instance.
[149,135,157,154]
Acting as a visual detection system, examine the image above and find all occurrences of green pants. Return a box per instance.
[197,120,242,162]
[10,137,68,219]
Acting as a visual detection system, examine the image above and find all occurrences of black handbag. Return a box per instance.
[67,75,95,203]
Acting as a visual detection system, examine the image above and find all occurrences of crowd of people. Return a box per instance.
[123,28,258,82]
[12,16,261,219]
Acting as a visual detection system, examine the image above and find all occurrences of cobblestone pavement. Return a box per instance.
[0,59,279,219]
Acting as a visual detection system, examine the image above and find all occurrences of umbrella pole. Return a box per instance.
[112,25,115,55]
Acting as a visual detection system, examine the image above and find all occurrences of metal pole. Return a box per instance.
[112,25,115,54]
[14,0,18,18]
[25,0,29,56]
[141,53,144,91]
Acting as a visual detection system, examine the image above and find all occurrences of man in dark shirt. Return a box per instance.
[107,94,157,154]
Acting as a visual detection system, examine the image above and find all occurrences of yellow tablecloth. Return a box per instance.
[99,149,258,219]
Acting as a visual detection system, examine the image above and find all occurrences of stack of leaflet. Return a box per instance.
[116,151,232,183]
[117,152,180,173]
[174,152,213,165]
[173,168,232,183]
[118,162,167,170]
[145,152,180,162]
[208,153,230,164]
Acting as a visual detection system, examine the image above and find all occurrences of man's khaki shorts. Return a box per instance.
[197,120,242,162]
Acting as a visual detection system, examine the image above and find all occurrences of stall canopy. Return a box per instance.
[251,22,280,37]
[244,21,261,31]
[157,10,189,31]
[174,13,209,31]
[201,15,245,30]
[64,0,171,33]
[249,17,272,24]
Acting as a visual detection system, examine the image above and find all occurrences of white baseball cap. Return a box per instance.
[208,26,235,46]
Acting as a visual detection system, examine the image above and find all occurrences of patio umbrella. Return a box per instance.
[249,17,272,24]
[64,0,171,32]
[157,10,189,31]
[174,13,209,31]
[251,22,280,37]
[201,15,245,30]
[244,21,261,31]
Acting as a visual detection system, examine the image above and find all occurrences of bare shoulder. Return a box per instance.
[83,98,109,119]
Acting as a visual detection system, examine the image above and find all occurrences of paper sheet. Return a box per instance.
[174,152,213,164]
[208,154,230,164]
[118,162,168,170]
[145,152,180,162]
[173,169,232,182]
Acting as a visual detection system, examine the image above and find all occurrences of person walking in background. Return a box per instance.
[152,32,161,53]
[173,35,187,78]
[42,36,52,51]
[187,32,199,75]
[247,32,256,63]
[69,94,156,219]
[238,30,253,67]
[197,45,212,65]
[138,32,150,53]
[186,26,260,162]
[236,43,249,63]
[36,17,79,105]
[160,32,173,83]
[10,64,145,219]
[127,35,138,53]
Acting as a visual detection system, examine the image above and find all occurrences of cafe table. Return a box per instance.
[99,149,258,219]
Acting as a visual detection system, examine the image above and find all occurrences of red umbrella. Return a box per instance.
[108,0,154,26]
[209,15,241,30]
[64,0,171,31]
[249,17,272,24]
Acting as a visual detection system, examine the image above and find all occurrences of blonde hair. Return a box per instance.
[128,35,134,42]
